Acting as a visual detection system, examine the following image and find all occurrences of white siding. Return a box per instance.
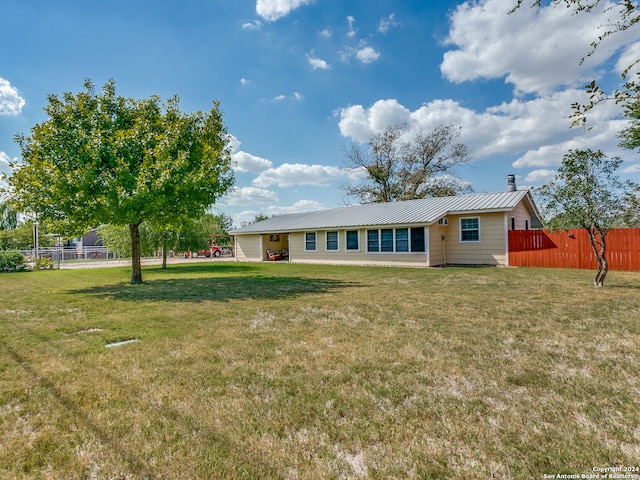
[429,225,446,266]
[235,235,262,262]
[510,202,533,230]
[445,213,507,265]
[289,229,428,266]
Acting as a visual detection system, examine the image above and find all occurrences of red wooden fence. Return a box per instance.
[508,228,640,271]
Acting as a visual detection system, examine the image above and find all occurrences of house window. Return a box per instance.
[367,227,424,253]
[326,231,338,251]
[395,228,409,252]
[367,229,379,252]
[305,232,317,251]
[381,229,394,252]
[511,217,516,230]
[460,217,480,242]
[346,230,359,251]
[410,227,425,252]
[525,219,529,230]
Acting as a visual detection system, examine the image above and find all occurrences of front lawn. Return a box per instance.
[1,263,638,479]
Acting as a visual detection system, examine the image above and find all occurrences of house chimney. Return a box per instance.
[507,174,517,192]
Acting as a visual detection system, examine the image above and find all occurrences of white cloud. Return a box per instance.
[338,99,412,142]
[229,135,273,173]
[425,174,473,192]
[233,151,273,173]
[339,39,380,65]
[523,169,557,184]
[256,0,314,22]
[343,166,368,182]
[272,92,303,101]
[616,41,640,78]
[346,16,358,38]
[253,163,346,188]
[0,151,12,173]
[0,151,16,178]
[0,78,25,116]
[356,46,380,64]
[440,0,635,96]
[269,199,325,215]
[307,53,331,70]
[623,164,640,174]
[0,151,14,193]
[242,20,262,30]
[318,28,332,38]
[511,114,627,168]
[240,78,249,86]
[227,134,242,152]
[378,13,398,34]
[338,92,626,172]
[222,186,279,206]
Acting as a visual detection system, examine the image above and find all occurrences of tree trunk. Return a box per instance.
[594,242,608,287]
[161,240,168,270]
[586,228,608,287]
[594,258,608,287]
[129,223,143,284]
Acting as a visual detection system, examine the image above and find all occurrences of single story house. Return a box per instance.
[230,177,543,268]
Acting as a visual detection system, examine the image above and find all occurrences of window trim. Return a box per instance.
[460,217,481,243]
[325,231,339,252]
[304,231,317,252]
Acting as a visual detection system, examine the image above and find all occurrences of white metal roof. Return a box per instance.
[230,190,537,234]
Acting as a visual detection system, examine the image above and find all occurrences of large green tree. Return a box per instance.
[5,80,234,283]
[537,149,638,287]
[342,124,471,204]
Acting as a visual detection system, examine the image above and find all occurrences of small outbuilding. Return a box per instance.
[230,177,542,268]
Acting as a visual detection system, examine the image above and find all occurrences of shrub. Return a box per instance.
[33,256,54,270]
[0,251,26,272]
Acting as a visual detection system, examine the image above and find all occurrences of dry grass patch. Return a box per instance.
[1,263,639,478]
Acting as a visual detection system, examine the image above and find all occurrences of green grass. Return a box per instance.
[1,263,639,479]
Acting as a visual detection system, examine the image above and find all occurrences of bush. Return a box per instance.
[0,251,26,272]
[33,256,54,270]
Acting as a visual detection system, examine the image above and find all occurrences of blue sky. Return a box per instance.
[1,0,639,226]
